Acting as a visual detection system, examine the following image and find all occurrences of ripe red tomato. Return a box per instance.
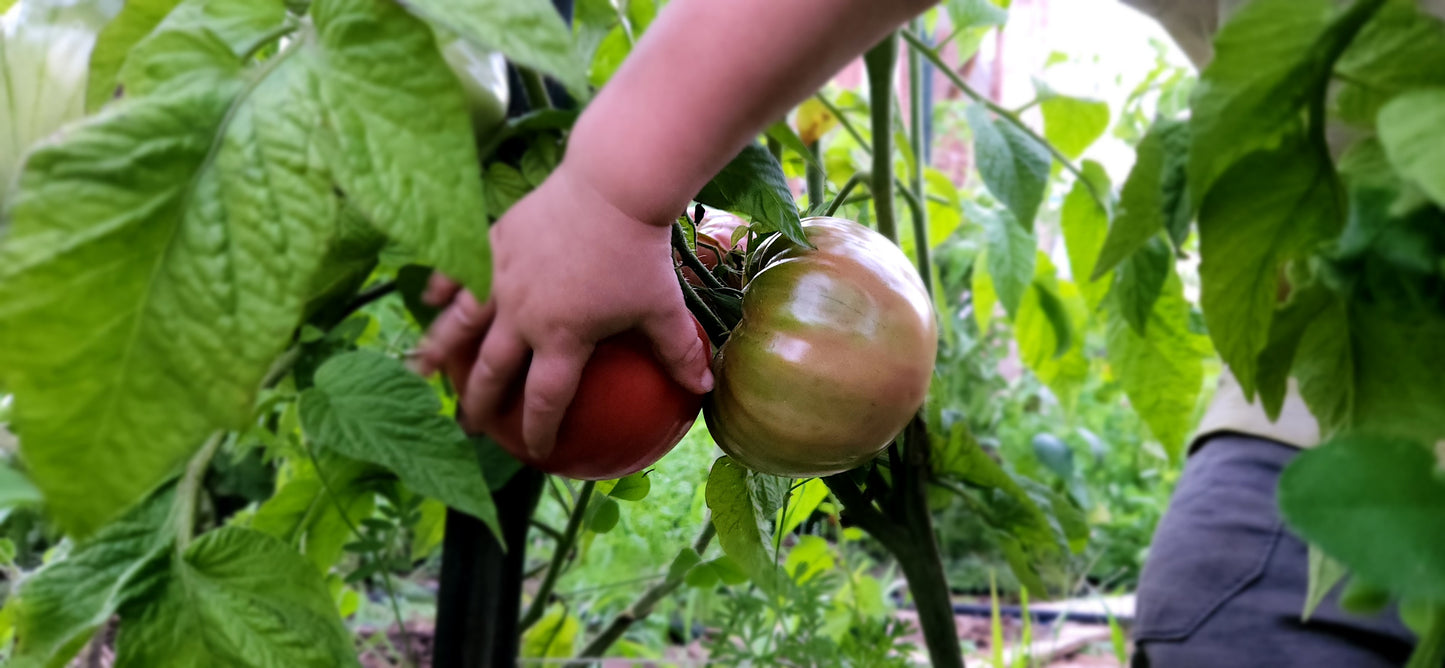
[457,319,710,480]
[704,217,937,477]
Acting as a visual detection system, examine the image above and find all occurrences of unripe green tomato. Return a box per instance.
[704,217,938,477]
[438,37,509,138]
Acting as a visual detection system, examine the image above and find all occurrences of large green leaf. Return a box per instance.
[1197,138,1342,398]
[1280,435,1445,602]
[1093,119,1188,279]
[114,526,359,667]
[250,452,385,572]
[1188,0,1380,203]
[0,462,40,509]
[705,457,777,588]
[1333,0,1445,126]
[1013,255,1088,408]
[1294,299,1445,443]
[1253,282,1332,420]
[0,40,329,535]
[403,0,587,99]
[84,0,183,110]
[1059,160,1112,312]
[971,203,1035,319]
[1378,89,1445,207]
[1,0,119,210]
[300,351,502,542]
[1111,236,1171,336]
[312,0,491,295]
[116,0,286,97]
[967,104,1050,230]
[1040,96,1108,160]
[696,143,807,248]
[1104,271,1206,461]
[11,490,173,668]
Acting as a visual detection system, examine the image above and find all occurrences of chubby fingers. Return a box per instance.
[459,322,529,434]
[423,273,462,307]
[416,292,494,376]
[520,339,594,458]
[641,305,714,395]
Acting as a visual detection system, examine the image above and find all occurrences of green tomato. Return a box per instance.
[438,37,509,138]
[704,217,938,477]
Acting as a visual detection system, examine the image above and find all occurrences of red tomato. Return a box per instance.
[697,211,749,252]
[456,319,710,480]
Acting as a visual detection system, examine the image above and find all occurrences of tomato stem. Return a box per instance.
[174,431,226,549]
[864,34,900,243]
[678,273,731,347]
[812,92,871,154]
[825,172,870,218]
[520,480,595,632]
[671,221,729,293]
[806,141,826,211]
[574,516,718,660]
[518,67,553,110]
[905,20,935,295]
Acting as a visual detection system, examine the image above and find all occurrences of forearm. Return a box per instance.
[565,0,938,225]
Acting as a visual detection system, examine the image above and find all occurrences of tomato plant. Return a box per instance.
[4,0,1445,666]
[705,216,937,477]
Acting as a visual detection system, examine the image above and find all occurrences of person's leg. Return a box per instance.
[1131,434,1416,667]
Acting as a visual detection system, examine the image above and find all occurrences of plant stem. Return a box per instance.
[864,33,900,243]
[519,480,596,632]
[519,67,552,110]
[901,29,1105,210]
[806,141,826,210]
[672,222,729,292]
[813,93,872,154]
[175,432,226,549]
[906,20,935,296]
[825,172,870,217]
[678,275,731,347]
[573,519,717,661]
[1407,606,1445,668]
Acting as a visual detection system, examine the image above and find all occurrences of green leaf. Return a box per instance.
[967,104,1050,230]
[300,351,502,543]
[117,0,287,97]
[1112,236,1171,336]
[945,0,1006,30]
[784,534,835,584]
[1093,119,1189,279]
[585,495,620,533]
[776,478,828,537]
[85,0,182,110]
[1197,138,1342,398]
[520,136,562,187]
[971,203,1035,319]
[607,472,651,501]
[1333,0,1445,126]
[483,162,531,217]
[1014,256,1088,408]
[521,604,580,658]
[1304,547,1349,620]
[1254,282,1332,420]
[0,46,332,535]
[1295,300,1445,443]
[12,489,173,668]
[1,0,118,211]
[1105,271,1206,461]
[764,121,823,171]
[402,0,587,100]
[696,143,807,248]
[0,463,41,509]
[705,457,776,587]
[1188,0,1380,203]
[1378,89,1445,208]
[1031,281,1073,358]
[411,498,448,560]
[312,0,491,295]
[972,248,998,331]
[1060,160,1113,312]
[250,452,384,572]
[1280,435,1445,602]
[114,527,358,667]
[1040,97,1108,160]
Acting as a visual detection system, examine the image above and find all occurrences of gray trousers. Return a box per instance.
[1131,434,1418,667]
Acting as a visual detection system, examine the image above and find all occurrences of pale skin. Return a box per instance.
[414,0,939,457]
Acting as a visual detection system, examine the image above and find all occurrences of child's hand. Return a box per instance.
[415,163,713,457]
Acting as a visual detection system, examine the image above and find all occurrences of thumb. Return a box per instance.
[641,305,715,395]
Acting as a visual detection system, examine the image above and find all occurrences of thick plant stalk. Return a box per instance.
[806,141,826,210]
[863,34,899,243]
